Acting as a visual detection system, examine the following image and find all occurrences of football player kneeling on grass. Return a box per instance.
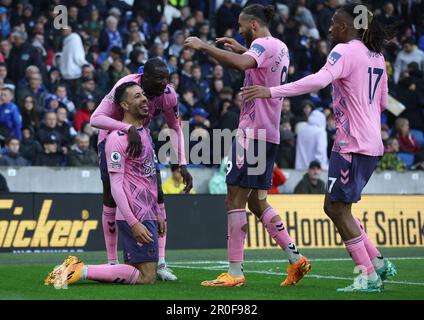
[44,82,166,286]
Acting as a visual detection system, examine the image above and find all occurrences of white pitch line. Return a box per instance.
[170,256,424,265]
[168,264,424,287]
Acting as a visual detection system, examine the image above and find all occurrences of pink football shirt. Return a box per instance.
[106,127,158,224]
[239,36,289,144]
[323,40,387,156]
[91,73,186,165]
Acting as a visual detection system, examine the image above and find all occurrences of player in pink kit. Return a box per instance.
[90,58,193,281]
[45,83,162,286]
[185,4,311,287]
[242,4,397,292]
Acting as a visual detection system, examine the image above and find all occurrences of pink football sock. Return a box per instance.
[86,264,140,284]
[344,235,375,275]
[260,207,293,249]
[227,209,247,262]
[102,205,118,263]
[355,218,380,260]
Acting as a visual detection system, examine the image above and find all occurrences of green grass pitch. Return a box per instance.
[0,248,423,300]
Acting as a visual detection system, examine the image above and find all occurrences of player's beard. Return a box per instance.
[244,28,254,48]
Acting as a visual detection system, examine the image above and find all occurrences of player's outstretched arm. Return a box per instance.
[241,68,334,101]
[184,36,256,71]
[215,37,247,54]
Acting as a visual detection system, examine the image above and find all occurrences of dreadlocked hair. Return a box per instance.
[340,3,394,53]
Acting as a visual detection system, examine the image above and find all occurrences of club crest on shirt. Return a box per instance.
[111,151,121,163]
[328,51,342,65]
[249,43,266,57]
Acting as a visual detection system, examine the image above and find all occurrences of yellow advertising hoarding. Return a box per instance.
[245,195,424,249]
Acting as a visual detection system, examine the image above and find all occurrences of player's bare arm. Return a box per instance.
[215,37,248,54]
[184,36,256,71]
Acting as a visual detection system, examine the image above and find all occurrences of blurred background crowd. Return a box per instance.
[0,0,423,177]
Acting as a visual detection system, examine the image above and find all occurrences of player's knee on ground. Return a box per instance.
[140,273,156,285]
[136,262,157,285]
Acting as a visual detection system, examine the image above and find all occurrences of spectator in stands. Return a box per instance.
[219,95,239,132]
[99,15,123,53]
[268,164,287,194]
[169,30,185,57]
[294,160,326,194]
[277,125,296,169]
[394,117,424,167]
[281,99,295,128]
[80,121,98,150]
[16,65,39,93]
[0,87,22,141]
[0,62,13,88]
[7,30,47,84]
[56,106,76,145]
[34,136,66,167]
[60,24,90,93]
[16,71,47,114]
[295,109,328,171]
[215,0,241,38]
[74,98,95,132]
[378,138,406,171]
[0,6,11,39]
[36,111,63,147]
[45,94,61,112]
[190,107,210,131]
[0,172,9,192]
[127,49,146,74]
[19,95,40,131]
[316,0,337,40]
[162,165,196,194]
[55,84,76,116]
[75,77,101,104]
[45,67,62,93]
[82,6,104,40]
[0,136,29,166]
[394,38,424,83]
[108,58,130,86]
[20,126,42,165]
[294,99,314,126]
[378,2,398,27]
[189,64,211,104]
[68,133,98,166]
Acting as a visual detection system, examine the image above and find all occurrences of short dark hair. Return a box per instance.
[5,136,19,146]
[114,81,139,105]
[144,57,168,75]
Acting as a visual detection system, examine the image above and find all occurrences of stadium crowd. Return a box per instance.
[0,0,423,173]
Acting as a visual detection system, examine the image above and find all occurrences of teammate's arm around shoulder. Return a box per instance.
[90,74,140,133]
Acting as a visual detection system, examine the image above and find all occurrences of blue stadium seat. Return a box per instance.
[411,129,424,148]
[397,153,415,168]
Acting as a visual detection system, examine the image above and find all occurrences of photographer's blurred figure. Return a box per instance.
[294,160,326,194]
